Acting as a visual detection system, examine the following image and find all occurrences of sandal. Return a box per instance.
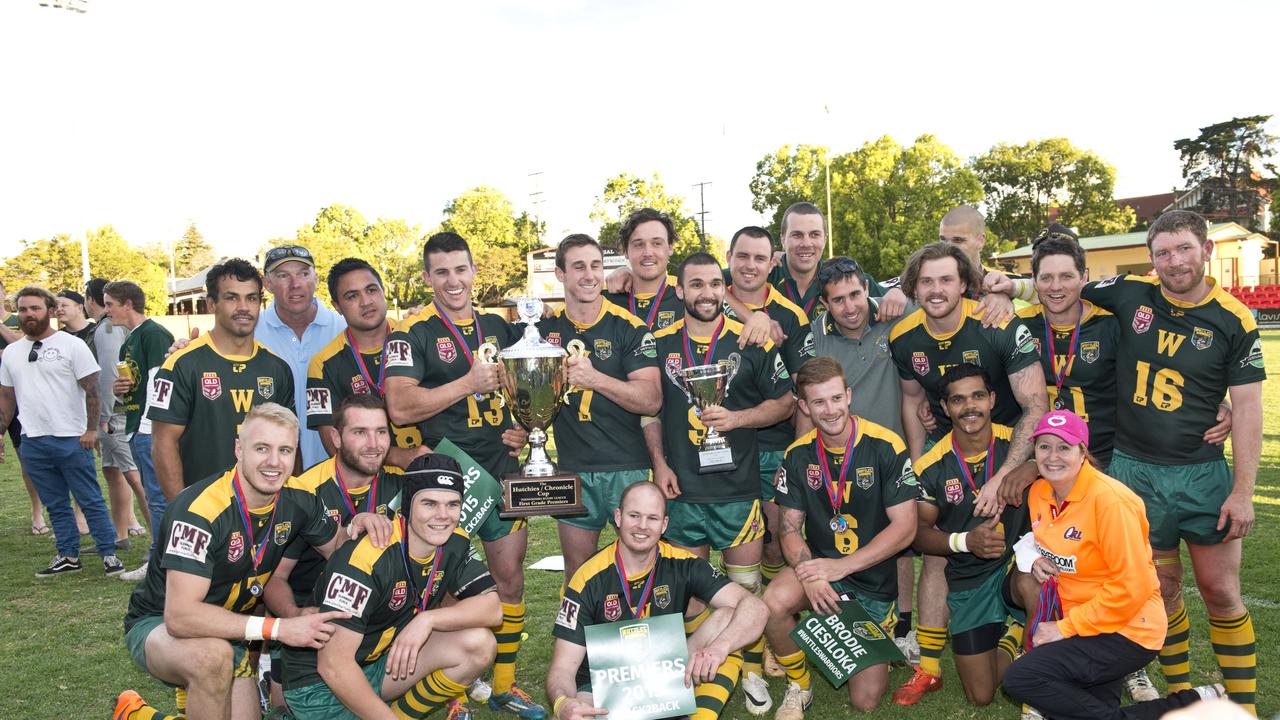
[127,527,147,537]
[31,524,50,536]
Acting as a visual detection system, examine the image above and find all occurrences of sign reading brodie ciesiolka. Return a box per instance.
[789,598,906,686]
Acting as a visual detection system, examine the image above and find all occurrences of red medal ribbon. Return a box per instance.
[399,517,445,615]
[816,419,858,516]
[434,302,483,366]
[344,324,391,396]
[681,317,724,368]
[630,276,668,328]
[950,433,995,497]
[231,469,280,575]
[614,542,658,620]
[333,462,379,520]
[1044,303,1082,392]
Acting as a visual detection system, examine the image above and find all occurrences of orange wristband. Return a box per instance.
[262,617,277,641]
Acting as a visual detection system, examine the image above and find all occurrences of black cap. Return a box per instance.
[402,453,465,502]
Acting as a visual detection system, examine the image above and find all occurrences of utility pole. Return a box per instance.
[528,171,545,245]
[824,105,835,258]
[693,181,711,252]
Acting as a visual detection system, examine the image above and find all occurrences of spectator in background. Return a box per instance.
[0,278,46,536]
[0,286,122,577]
[55,290,97,344]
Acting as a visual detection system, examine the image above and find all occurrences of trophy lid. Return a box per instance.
[499,296,566,360]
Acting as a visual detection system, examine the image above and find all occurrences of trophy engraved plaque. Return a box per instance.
[679,362,737,473]
[494,297,585,519]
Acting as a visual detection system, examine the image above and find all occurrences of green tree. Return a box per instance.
[361,217,425,310]
[174,223,216,278]
[972,138,1135,243]
[438,187,545,305]
[0,226,168,315]
[1174,115,1277,231]
[279,204,373,305]
[590,173,710,264]
[749,144,831,237]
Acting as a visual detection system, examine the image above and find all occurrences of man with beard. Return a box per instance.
[149,259,296,498]
[547,482,768,720]
[384,232,541,720]
[113,403,372,720]
[764,357,917,716]
[602,208,686,331]
[281,453,500,720]
[536,235,661,584]
[307,257,426,469]
[912,364,1036,707]
[0,286,121,577]
[887,242,1047,704]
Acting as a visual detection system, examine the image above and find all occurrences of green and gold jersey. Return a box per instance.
[537,300,659,472]
[123,469,338,632]
[653,317,794,503]
[281,457,406,601]
[1082,275,1266,464]
[305,329,424,450]
[281,525,495,690]
[147,335,295,487]
[603,274,684,331]
[119,318,175,435]
[723,286,815,452]
[1016,302,1120,464]
[766,261,890,323]
[774,422,917,600]
[0,313,20,352]
[889,298,1042,439]
[384,305,521,479]
[914,425,1030,591]
[553,540,732,688]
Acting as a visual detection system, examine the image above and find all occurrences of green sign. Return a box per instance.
[432,438,502,537]
[789,598,906,687]
[584,614,697,720]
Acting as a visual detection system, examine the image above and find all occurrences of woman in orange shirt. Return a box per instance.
[1002,410,1226,719]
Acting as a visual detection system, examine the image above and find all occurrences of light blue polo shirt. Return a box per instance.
[255,299,346,470]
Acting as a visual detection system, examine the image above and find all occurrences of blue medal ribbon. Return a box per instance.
[1043,303,1082,396]
[434,301,483,366]
[614,542,658,620]
[784,279,817,317]
[231,469,280,583]
[344,325,390,397]
[333,462,378,520]
[399,516,444,615]
[680,317,724,368]
[816,419,858,530]
[950,433,995,497]
[630,276,667,328]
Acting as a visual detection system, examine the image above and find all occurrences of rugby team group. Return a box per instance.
[0,202,1263,720]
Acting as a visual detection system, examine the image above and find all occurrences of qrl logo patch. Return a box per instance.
[604,594,622,621]
[1132,305,1153,334]
[227,531,244,563]
[325,573,372,617]
[389,581,408,611]
[436,337,457,363]
[545,332,562,347]
[350,375,370,394]
[806,464,822,490]
[665,354,682,377]
[167,521,211,563]
[201,372,222,400]
[944,477,964,505]
[385,339,412,367]
[912,352,930,376]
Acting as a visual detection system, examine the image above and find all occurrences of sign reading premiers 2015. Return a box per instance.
[584,614,697,720]
[789,599,906,687]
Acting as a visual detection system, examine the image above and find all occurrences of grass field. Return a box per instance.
[2,334,1278,720]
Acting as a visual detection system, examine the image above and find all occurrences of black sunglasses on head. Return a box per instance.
[265,245,313,263]
[27,340,42,363]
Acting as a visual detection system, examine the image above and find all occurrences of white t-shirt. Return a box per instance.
[0,331,100,437]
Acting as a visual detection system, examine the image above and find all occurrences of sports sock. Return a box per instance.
[997,622,1024,664]
[895,611,913,640]
[1158,602,1192,692]
[1209,610,1256,715]
[174,687,186,717]
[121,705,181,720]
[684,608,711,636]
[392,669,468,719]
[761,561,785,588]
[776,649,810,691]
[916,625,947,678]
[742,635,767,678]
[492,601,525,695]
[691,650,743,720]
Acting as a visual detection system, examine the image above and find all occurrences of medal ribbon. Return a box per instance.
[1027,576,1062,649]
[1043,303,1082,392]
[950,434,995,497]
[231,469,280,575]
[630,276,667,328]
[681,317,724,368]
[784,279,817,317]
[344,324,391,396]
[399,517,445,615]
[434,301,483,366]
[333,462,379,519]
[614,542,658,620]
[816,419,858,517]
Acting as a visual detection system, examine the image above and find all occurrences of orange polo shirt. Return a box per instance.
[1028,462,1166,651]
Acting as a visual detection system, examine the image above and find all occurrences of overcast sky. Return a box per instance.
[1,0,1275,262]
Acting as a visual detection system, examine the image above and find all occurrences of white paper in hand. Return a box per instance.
[1013,532,1040,573]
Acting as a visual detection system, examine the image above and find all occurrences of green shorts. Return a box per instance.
[559,469,651,531]
[284,655,388,719]
[1108,449,1232,550]
[831,584,898,636]
[947,562,1025,637]
[125,614,253,688]
[475,503,529,543]
[665,499,764,550]
[758,450,784,502]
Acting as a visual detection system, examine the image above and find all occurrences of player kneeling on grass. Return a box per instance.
[281,453,501,719]
[763,357,917,716]
[114,403,389,720]
[546,482,768,720]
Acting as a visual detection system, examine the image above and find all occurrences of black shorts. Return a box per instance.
[8,417,21,450]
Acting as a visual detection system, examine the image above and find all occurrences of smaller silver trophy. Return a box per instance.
[678,362,736,473]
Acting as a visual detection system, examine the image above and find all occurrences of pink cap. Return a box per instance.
[1032,410,1089,448]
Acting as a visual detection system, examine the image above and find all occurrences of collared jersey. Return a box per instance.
[384,306,521,478]
[147,335,295,487]
[306,329,424,449]
[774,422,917,600]
[281,457,406,601]
[723,285,815,451]
[1028,463,1165,650]
[653,317,793,503]
[812,310,909,438]
[119,318,175,435]
[766,261,890,323]
[915,425,1030,591]
[1081,275,1265,464]
[537,300,659,472]
[603,274,684,331]
[889,298,1042,438]
[1016,302,1119,463]
[553,540,732,688]
[123,469,338,632]
[281,525,494,690]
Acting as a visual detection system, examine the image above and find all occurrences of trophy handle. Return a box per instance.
[477,342,498,363]
[562,339,588,404]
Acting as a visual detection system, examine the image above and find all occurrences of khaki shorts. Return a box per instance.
[98,414,137,471]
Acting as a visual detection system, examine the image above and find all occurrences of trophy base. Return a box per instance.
[697,447,736,475]
[499,473,586,519]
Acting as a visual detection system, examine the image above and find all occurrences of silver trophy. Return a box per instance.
[679,362,737,473]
